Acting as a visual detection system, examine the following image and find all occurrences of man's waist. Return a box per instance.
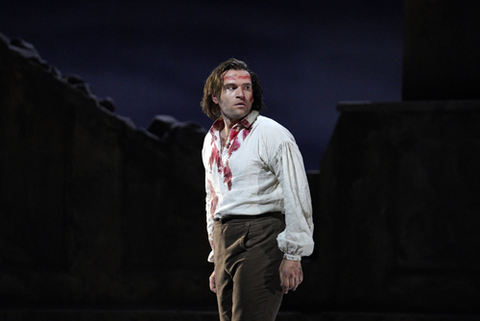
[214,212,284,224]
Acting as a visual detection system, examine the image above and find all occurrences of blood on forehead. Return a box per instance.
[223,73,251,82]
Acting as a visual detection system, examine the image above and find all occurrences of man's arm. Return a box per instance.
[267,136,313,293]
[273,140,314,262]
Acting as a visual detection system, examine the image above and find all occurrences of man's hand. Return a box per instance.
[209,270,217,293]
[279,259,303,294]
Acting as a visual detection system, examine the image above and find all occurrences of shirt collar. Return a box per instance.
[210,110,259,134]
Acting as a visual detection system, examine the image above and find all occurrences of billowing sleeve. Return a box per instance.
[202,134,215,263]
[271,141,314,261]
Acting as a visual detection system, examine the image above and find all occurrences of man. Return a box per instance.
[201,58,314,321]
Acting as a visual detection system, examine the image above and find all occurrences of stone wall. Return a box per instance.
[318,101,480,315]
[0,32,213,309]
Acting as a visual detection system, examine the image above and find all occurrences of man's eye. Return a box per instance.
[244,85,251,90]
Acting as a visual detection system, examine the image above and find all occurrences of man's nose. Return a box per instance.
[235,87,245,98]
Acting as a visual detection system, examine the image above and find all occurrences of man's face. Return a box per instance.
[213,69,254,124]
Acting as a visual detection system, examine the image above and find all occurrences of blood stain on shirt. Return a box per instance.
[209,121,252,191]
[207,179,218,217]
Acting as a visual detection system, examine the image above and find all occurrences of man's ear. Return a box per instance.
[212,94,219,104]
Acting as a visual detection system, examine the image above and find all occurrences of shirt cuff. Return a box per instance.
[283,253,301,261]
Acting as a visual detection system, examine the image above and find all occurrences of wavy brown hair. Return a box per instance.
[201,58,264,120]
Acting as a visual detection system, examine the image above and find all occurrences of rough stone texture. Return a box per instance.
[318,101,480,316]
[0,32,213,310]
[403,0,480,100]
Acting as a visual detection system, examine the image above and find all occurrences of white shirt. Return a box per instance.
[202,110,314,262]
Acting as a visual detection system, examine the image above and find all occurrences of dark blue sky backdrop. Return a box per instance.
[1,0,404,170]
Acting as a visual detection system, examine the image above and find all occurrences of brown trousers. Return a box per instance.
[213,213,285,321]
